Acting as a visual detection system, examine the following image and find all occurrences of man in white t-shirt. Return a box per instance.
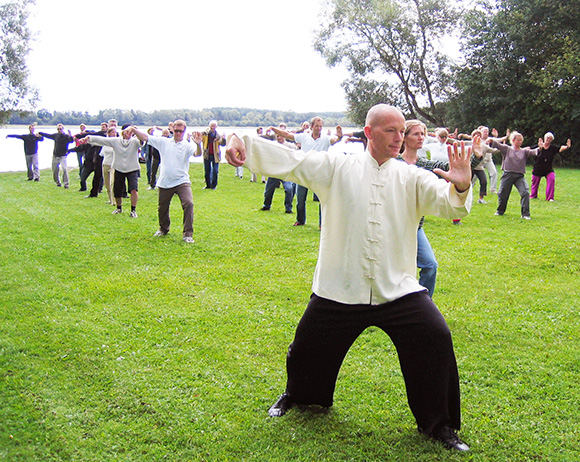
[129,120,202,243]
[268,117,337,226]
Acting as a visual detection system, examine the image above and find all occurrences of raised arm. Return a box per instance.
[560,139,572,152]
[433,140,474,193]
[267,126,295,142]
[128,126,149,143]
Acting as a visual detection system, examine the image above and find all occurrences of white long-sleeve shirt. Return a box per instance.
[242,135,472,305]
[87,136,141,173]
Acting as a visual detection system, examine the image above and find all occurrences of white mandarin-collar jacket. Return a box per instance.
[242,135,472,305]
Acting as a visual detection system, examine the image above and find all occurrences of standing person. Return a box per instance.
[129,120,202,243]
[268,116,336,226]
[530,132,571,201]
[100,126,118,205]
[74,124,87,174]
[260,134,296,214]
[490,131,540,219]
[6,124,44,181]
[201,120,226,189]
[425,128,450,162]
[73,122,108,194]
[144,127,161,190]
[39,124,74,188]
[226,104,473,451]
[400,120,482,297]
[82,126,142,217]
[478,126,500,194]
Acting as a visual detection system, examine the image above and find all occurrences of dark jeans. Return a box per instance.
[263,178,295,212]
[471,169,487,197]
[79,160,95,191]
[285,292,461,435]
[204,158,219,189]
[89,155,103,197]
[296,185,308,224]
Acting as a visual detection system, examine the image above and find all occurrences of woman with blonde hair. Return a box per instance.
[489,131,540,219]
[399,120,483,296]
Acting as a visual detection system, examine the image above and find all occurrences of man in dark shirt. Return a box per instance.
[6,124,44,181]
[39,124,74,188]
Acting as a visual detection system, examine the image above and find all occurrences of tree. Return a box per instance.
[314,0,460,126]
[449,0,580,165]
[0,0,37,125]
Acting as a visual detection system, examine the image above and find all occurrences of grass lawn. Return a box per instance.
[1,163,579,461]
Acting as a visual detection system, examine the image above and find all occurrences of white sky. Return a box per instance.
[25,0,350,115]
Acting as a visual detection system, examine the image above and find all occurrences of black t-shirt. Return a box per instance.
[532,144,558,177]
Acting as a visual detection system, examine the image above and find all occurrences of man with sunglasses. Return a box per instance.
[128,121,202,243]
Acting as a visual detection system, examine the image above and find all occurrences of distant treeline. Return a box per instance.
[6,107,354,129]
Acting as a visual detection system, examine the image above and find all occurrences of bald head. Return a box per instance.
[365,104,405,127]
[364,104,406,165]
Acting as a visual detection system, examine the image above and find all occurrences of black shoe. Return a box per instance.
[421,426,470,451]
[285,210,293,214]
[260,206,270,211]
[268,393,294,417]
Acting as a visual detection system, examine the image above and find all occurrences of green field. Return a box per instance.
[1,164,578,461]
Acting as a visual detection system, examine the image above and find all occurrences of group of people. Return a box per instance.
[6,120,230,243]
[6,107,573,452]
[411,124,571,220]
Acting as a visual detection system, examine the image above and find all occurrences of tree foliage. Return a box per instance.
[7,107,352,129]
[314,0,460,126]
[0,0,38,125]
[448,0,580,165]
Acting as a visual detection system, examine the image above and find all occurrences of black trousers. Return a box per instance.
[285,292,461,435]
[89,155,104,197]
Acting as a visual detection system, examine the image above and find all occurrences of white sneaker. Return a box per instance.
[130,210,138,218]
[153,230,167,237]
[112,208,122,214]
[477,199,488,204]
[182,236,194,243]
[521,215,531,220]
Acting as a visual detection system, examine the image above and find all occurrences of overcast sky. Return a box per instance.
[25,0,350,115]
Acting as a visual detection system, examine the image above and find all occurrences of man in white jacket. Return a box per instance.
[225,104,473,451]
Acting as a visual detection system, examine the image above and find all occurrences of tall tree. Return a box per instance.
[449,0,580,163]
[0,0,37,125]
[314,0,460,125]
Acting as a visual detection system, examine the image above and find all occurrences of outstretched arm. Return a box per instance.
[560,139,572,152]
[268,126,295,142]
[127,126,149,143]
[433,141,473,193]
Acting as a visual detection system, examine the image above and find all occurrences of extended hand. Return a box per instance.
[225,134,246,167]
[191,131,202,144]
[433,141,472,193]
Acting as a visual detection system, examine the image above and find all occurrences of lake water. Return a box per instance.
[1,125,363,173]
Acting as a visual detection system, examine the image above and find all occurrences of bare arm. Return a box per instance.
[560,139,572,152]
[128,126,149,143]
[268,126,295,141]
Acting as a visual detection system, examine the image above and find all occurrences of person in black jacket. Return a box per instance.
[6,124,44,181]
[39,124,74,188]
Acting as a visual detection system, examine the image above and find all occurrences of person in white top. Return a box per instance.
[83,127,142,217]
[268,117,338,226]
[225,104,472,451]
[128,120,202,243]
